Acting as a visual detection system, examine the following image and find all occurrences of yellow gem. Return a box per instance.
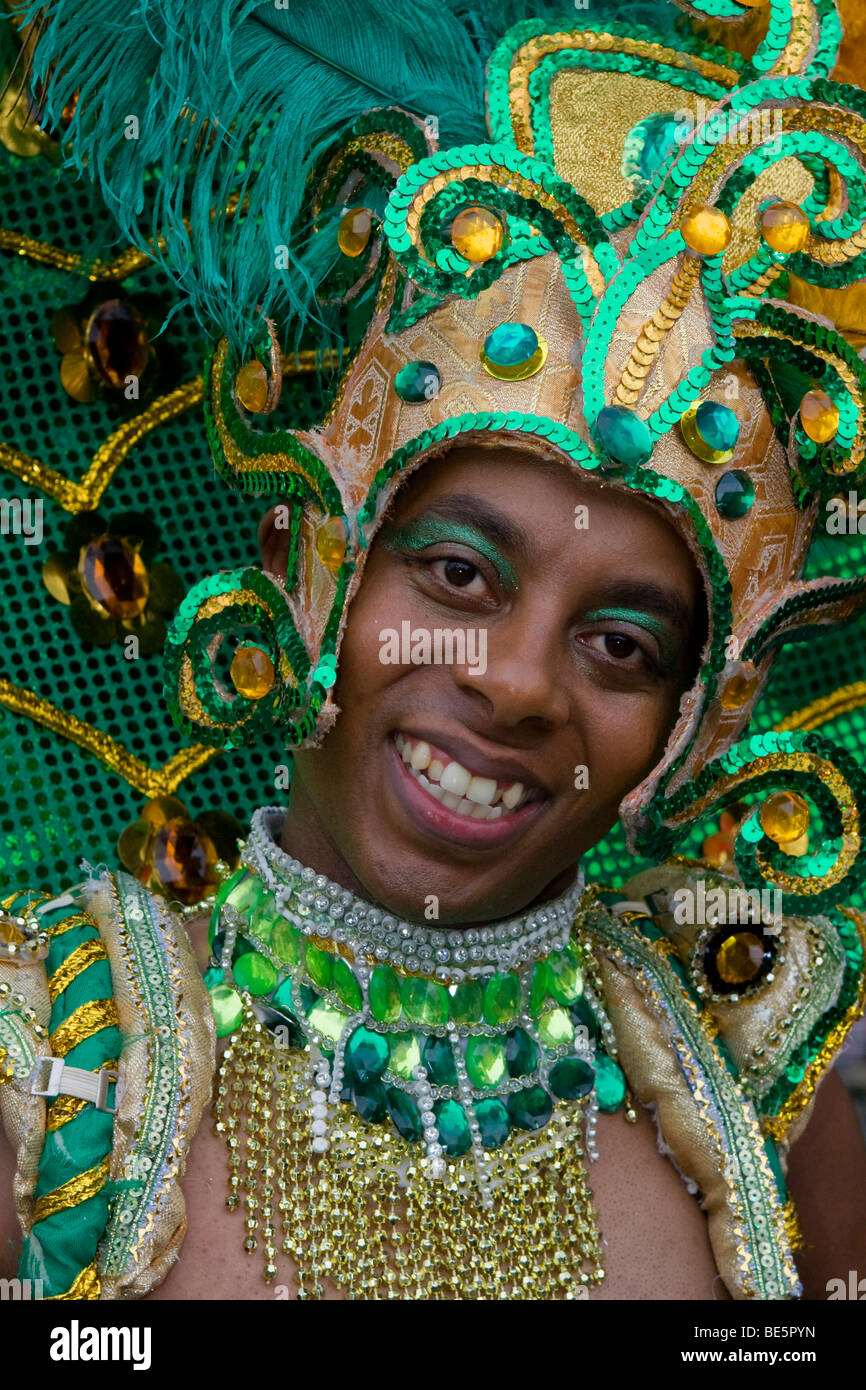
[60,351,97,403]
[720,674,759,709]
[450,206,504,263]
[235,360,270,414]
[760,201,810,254]
[680,205,732,257]
[782,831,809,858]
[337,207,372,258]
[799,389,839,443]
[315,517,347,575]
[716,931,765,986]
[760,789,810,845]
[230,646,276,700]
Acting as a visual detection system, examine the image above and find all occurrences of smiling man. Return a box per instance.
[3,0,866,1304]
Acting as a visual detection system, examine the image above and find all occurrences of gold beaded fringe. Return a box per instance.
[214,1007,606,1300]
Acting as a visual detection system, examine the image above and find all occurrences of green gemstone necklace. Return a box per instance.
[206,808,630,1294]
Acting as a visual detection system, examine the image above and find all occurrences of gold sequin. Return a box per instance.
[774,680,866,733]
[614,256,701,405]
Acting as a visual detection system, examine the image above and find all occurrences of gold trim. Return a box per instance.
[49,998,120,1058]
[32,1158,111,1224]
[44,1259,101,1300]
[46,912,98,940]
[0,377,203,512]
[0,678,218,795]
[0,228,152,279]
[614,256,701,406]
[774,680,866,732]
[47,938,109,1003]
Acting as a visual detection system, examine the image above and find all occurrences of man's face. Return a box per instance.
[274,446,703,925]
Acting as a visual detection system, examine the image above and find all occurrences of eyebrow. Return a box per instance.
[403,495,536,564]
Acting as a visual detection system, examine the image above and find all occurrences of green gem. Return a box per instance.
[715,469,755,519]
[344,1026,390,1083]
[595,404,653,466]
[394,360,440,402]
[305,944,332,990]
[271,919,299,966]
[507,1084,553,1132]
[595,1052,627,1112]
[483,322,537,367]
[389,1031,421,1079]
[352,1080,387,1124]
[332,957,363,1011]
[224,873,264,920]
[434,1098,472,1156]
[232,951,278,997]
[546,946,582,1005]
[307,999,350,1045]
[422,1035,457,1086]
[402,976,449,1027]
[450,978,483,1024]
[465,1035,507,1088]
[538,1006,575,1048]
[696,400,740,452]
[474,1097,510,1150]
[386,1086,423,1143]
[483,972,519,1025]
[209,983,243,1037]
[505,1027,537,1078]
[249,892,279,945]
[203,965,222,990]
[369,965,402,1022]
[549,1057,595,1100]
[272,976,295,1016]
[529,961,551,1017]
[569,995,599,1041]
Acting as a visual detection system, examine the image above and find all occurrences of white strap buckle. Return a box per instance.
[30,1057,118,1114]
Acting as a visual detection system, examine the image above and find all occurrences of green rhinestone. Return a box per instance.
[595,1052,627,1112]
[209,983,243,1038]
[332,957,363,1011]
[369,965,402,1022]
[546,946,583,1005]
[595,404,653,466]
[352,1080,387,1124]
[271,919,299,966]
[505,1027,537,1077]
[272,976,295,1016]
[305,944,332,990]
[529,960,551,1017]
[389,1031,421,1079]
[483,972,520,1025]
[507,1084,553,1132]
[248,892,280,945]
[538,1006,575,1048]
[224,873,264,920]
[344,1026,390,1083]
[402,976,449,1027]
[232,951,278,997]
[695,400,740,452]
[434,1098,472,1157]
[386,1086,423,1143]
[465,1035,507,1088]
[483,322,537,368]
[203,965,222,990]
[549,1057,595,1101]
[394,360,440,403]
[569,995,599,1041]
[422,1035,457,1086]
[307,999,350,1045]
[450,978,483,1024]
[474,1097,511,1150]
[715,469,755,519]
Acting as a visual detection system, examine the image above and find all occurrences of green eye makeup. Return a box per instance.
[583,606,682,673]
[381,516,520,593]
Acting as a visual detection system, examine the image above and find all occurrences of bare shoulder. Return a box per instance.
[0,1123,21,1280]
[787,1068,866,1299]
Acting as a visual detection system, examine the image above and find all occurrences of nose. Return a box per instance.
[454,610,571,730]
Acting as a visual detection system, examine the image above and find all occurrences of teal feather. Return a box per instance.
[11,0,493,353]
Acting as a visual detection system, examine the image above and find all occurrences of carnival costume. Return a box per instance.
[2,0,866,1300]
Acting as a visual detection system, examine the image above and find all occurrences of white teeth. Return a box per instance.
[440,790,462,810]
[501,782,524,810]
[410,740,431,771]
[428,759,444,782]
[411,768,507,820]
[466,775,497,806]
[440,762,471,797]
[400,741,413,764]
[455,800,473,816]
[418,772,444,802]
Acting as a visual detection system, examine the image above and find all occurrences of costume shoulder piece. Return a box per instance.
[0,873,214,1299]
[584,865,866,1300]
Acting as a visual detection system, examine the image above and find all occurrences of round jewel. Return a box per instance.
[481,323,548,381]
[450,206,504,263]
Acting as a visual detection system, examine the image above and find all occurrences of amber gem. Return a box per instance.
[450,206,504,263]
[760,201,810,254]
[720,674,758,709]
[716,931,765,985]
[760,789,810,845]
[79,535,149,619]
[235,359,270,414]
[681,205,732,257]
[85,299,149,389]
[315,517,347,574]
[60,353,97,403]
[702,832,735,868]
[230,645,276,700]
[799,389,839,443]
[153,817,219,905]
[337,207,372,258]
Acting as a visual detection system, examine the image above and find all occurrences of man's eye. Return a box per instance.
[431,557,489,596]
[585,631,644,663]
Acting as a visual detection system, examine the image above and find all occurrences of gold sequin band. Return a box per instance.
[45,911,100,940]
[50,999,120,1059]
[44,1259,101,1301]
[614,254,701,405]
[47,938,109,1004]
[32,1156,111,1224]
[774,680,866,733]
